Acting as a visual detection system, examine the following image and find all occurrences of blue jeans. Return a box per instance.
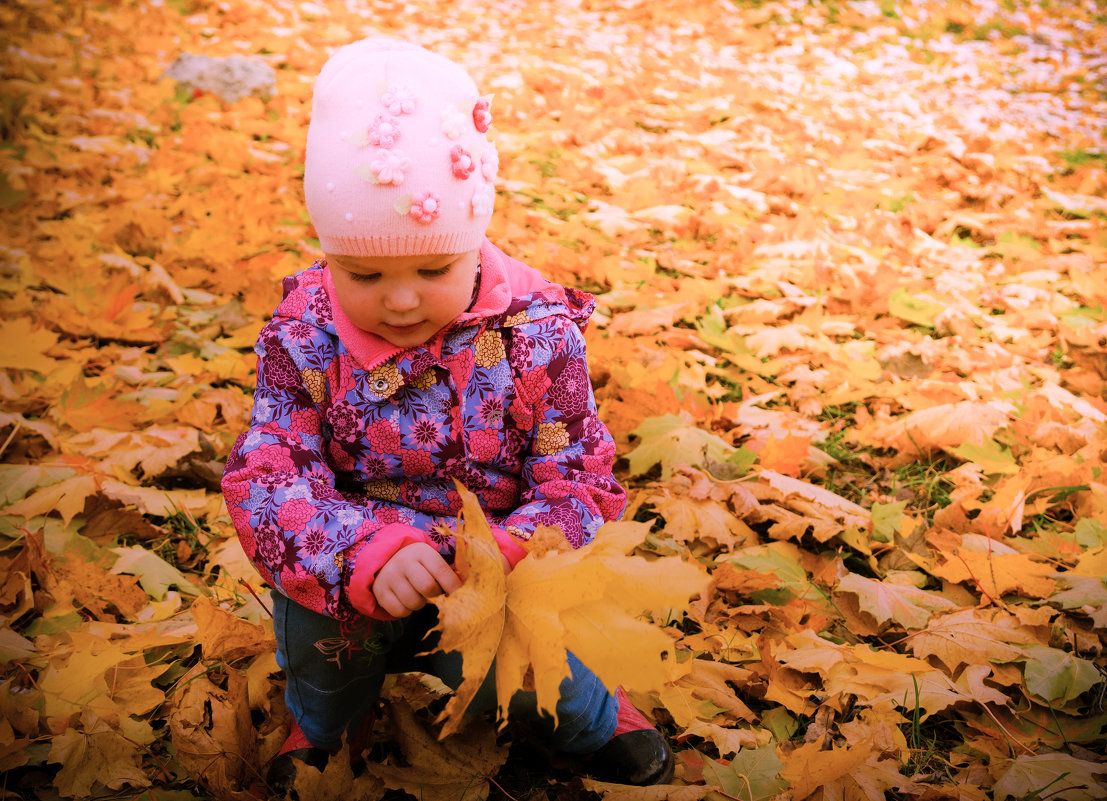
[272,591,617,754]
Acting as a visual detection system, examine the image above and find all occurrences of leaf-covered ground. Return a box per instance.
[1,0,1106,799]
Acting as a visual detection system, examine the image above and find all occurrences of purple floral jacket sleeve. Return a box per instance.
[221,266,626,621]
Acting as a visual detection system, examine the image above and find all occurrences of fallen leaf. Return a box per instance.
[835,572,957,630]
[190,596,276,662]
[167,665,258,799]
[1019,644,1102,707]
[993,752,1107,801]
[625,414,734,479]
[700,744,787,801]
[907,609,1033,672]
[111,545,203,600]
[48,714,150,797]
[367,700,507,801]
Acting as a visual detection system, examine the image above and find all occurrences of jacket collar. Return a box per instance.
[322,239,549,372]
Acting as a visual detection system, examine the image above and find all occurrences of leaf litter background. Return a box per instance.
[1,0,1106,799]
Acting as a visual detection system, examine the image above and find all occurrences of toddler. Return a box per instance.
[220,37,673,793]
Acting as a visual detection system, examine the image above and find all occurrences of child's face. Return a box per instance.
[326,249,480,347]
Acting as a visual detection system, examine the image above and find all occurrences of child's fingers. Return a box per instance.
[377,579,426,617]
[418,550,462,595]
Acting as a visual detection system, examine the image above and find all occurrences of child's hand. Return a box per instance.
[373,543,462,618]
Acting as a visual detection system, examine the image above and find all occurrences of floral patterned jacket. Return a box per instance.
[221,240,626,621]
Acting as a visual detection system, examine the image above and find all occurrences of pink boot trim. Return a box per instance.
[612,687,655,738]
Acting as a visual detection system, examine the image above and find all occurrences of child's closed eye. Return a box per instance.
[348,272,381,283]
[418,265,451,279]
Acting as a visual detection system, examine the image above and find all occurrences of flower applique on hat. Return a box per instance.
[304,38,500,257]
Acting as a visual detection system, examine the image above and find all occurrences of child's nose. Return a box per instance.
[384,286,419,312]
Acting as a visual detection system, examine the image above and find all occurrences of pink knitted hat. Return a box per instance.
[304,38,498,257]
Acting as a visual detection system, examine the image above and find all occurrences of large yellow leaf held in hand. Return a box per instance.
[431,485,707,736]
[427,484,507,739]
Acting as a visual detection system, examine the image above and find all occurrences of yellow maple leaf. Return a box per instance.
[48,716,150,797]
[431,488,706,733]
[779,738,873,800]
[928,531,1058,599]
[4,472,98,525]
[0,317,59,372]
[860,400,1013,459]
[427,486,507,739]
[646,487,757,549]
[834,572,957,631]
[907,609,1034,672]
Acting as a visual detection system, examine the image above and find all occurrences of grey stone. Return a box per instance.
[162,53,276,103]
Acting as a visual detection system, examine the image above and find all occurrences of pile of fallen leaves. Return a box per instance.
[1,0,1105,798]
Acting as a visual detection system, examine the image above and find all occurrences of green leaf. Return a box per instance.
[0,173,28,210]
[1020,644,1102,706]
[728,544,832,611]
[1047,574,1107,610]
[110,546,203,600]
[694,306,749,353]
[625,414,733,479]
[870,500,908,543]
[994,752,1107,801]
[726,446,757,474]
[701,744,786,801]
[950,438,1019,475]
[888,287,944,327]
[1073,518,1107,549]
[759,706,798,742]
[0,465,76,506]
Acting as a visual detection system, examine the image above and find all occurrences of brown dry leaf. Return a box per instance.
[675,659,757,724]
[190,595,277,662]
[837,703,909,759]
[167,665,259,800]
[774,630,995,720]
[679,720,762,756]
[746,470,871,551]
[907,609,1035,672]
[815,753,921,801]
[859,401,1013,460]
[711,561,782,595]
[580,779,721,800]
[779,738,874,800]
[62,425,201,478]
[367,700,507,801]
[290,745,385,801]
[835,572,958,630]
[48,713,151,798]
[32,542,148,621]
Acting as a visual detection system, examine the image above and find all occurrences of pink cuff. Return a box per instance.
[491,525,529,568]
[347,523,433,619]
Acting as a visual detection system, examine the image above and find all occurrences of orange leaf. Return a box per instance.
[758,434,811,476]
